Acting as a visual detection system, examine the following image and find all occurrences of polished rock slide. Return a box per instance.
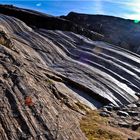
[0,5,140,140]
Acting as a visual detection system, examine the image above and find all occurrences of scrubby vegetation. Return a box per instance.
[75,101,90,112]
[80,111,124,140]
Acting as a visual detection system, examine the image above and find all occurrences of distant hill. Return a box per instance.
[62,12,140,54]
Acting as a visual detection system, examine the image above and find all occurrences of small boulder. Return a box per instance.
[117,111,129,117]
[122,107,128,111]
[131,122,140,131]
[135,92,140,98]
[113,106,121,111]
[102,108,112,115]
[108,103,115,107]
[127,111,139,117]
[120,116,127,119]
[136,102,140,107]
[127,104,137,108]
[100,112,110,117]
[118,122,130,128]
[133,117,140,121]
[128,138,134,140]
[104,105,113,111]
[102,107,108,112]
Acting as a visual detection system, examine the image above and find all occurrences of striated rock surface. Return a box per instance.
[63,12,140,54]
[0,5,140,140]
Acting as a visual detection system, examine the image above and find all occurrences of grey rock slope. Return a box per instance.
[0,5,140,140]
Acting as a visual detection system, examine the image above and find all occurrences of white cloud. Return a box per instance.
[36,3,42,7]
[99,0,140,19]
[94,0,104,14]
[123,13,140,20]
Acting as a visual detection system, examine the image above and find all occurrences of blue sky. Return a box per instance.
[1,0,140,20]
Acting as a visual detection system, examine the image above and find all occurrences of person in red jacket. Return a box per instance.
[25,96,33,106]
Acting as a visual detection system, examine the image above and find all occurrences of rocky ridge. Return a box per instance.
[0,4,140,140]
[63,12,140,54]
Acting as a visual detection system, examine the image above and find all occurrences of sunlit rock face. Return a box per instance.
[63,12,140,54]
[0,5,140,140]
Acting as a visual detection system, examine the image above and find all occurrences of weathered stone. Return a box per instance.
[108,103,115,107]
[135,93,140,98]
[133,117,140,121]
[102,107,108,112]
[127,111,139,117]
[120,116,127,119]
[128,138,134,140]
[104,105,113,111]
[100,112,110,117]
[117,111,129,117]
[113,106,121,111]
[131,122,140,131]
[136,102,140,107]
[118,122,130,128]
[122,107,129,111]
[127,104,137,108]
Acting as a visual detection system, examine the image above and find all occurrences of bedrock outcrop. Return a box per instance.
[0,5,140,140]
